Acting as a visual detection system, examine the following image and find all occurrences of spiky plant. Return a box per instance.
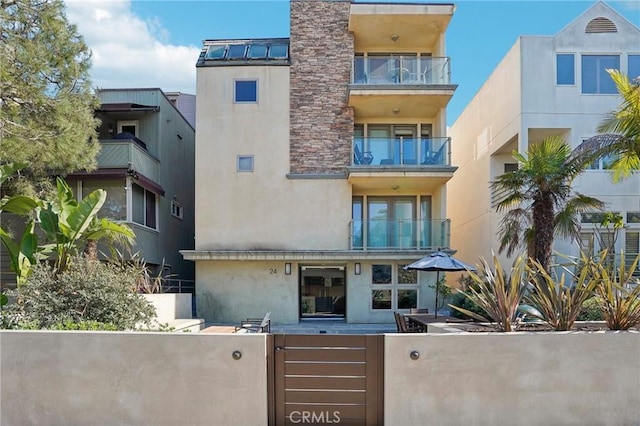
[593,252,640,330]
[448,254,530,332]
[524,255,598,331]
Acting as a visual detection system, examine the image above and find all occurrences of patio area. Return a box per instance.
[201,313,458,334]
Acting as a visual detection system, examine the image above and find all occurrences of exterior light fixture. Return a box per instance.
[391,34,399,41]
[355,263,361,275]
[285,263,292,275]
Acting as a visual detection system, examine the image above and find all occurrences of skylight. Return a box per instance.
[202,39,290,62]
[268,44,288,59]
[248,45,268,59]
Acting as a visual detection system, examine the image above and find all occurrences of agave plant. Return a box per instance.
[448,254,530,332]
[524,255,598,331]
[592,252,640,330]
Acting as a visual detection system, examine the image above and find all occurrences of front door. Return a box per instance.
[299,266,346,319]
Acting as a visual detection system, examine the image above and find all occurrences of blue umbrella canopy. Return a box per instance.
[404,251,476,318]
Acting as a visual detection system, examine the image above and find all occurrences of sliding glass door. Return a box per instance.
[368,197,415,249]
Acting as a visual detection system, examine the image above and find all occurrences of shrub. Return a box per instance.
[49,320,118,331]
[2,257,156,330]
[577,297,605,321]
[448,291,486,320]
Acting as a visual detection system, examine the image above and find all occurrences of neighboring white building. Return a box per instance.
[183,0,459,325]
[165,92,196,128]
[448,2,640,269]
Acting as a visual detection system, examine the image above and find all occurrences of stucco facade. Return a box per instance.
[185,0,459,325]
[448,2,640,269]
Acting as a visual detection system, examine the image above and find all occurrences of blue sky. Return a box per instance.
[66,1,640,125]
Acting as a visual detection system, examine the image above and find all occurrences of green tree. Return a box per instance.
[0,0,100,195]
[491,136,605,271]
[574,70,640,182]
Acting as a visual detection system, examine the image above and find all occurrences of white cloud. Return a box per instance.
[64,0,199,94]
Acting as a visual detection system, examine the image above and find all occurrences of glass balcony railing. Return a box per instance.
[352,56,451,85]
[351,219,450,250]
[352,137,450,167]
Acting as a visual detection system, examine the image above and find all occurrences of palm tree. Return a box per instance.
[574,70,640,182]
[491,136,605,272]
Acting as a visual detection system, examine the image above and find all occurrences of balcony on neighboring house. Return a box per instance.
[349,56,457,119]
[350,218,450,251]
[98,139,160,183]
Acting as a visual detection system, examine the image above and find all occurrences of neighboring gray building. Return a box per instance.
[68,88,196,285]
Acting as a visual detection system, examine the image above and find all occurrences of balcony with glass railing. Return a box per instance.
[350,219,450,250]
[352,137,450,167]
[352,56,451,86]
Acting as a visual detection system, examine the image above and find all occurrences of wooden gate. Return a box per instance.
[270,334,384,425]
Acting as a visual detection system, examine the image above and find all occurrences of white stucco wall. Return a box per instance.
[448,40,522,267]
[0,331,268,426]
[385,332,640,425]
[195,66,352,250]
[196,259,446,325]
[448,3,640,267]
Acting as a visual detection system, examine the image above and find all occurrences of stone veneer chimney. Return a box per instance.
[289,0,354,175]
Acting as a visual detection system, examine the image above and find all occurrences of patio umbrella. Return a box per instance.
[404,251,476,319]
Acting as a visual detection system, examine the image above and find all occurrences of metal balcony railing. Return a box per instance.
[352,137,450,167]
[352,56,451,85]
[350,219,450,250]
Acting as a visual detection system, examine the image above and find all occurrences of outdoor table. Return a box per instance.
[404,314,435,332]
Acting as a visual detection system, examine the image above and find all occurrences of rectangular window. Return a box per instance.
[629,55,640,81]
[371,264,418,310]
[237,155,254,172]
[171,200,183,219]
[132,183,157,229]
[117,120,138,137]
[234,80,257,103]
[82,180,126,221]
[627,212,640,224]
[581,55,620,94]
[504,163,518,173]
[556,54,575,85]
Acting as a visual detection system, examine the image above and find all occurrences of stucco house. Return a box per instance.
[67,88,196,286]
[183,0,460,324]
[447,2,640,270]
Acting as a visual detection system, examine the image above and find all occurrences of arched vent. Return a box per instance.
[586,17,618,33]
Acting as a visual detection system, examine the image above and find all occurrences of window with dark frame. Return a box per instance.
[235,80,257,103]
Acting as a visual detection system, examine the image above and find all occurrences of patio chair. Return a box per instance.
[394,312,422,333]
[354,144,373,165]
